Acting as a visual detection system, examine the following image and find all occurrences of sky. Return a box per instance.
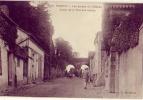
[48,1,103,57]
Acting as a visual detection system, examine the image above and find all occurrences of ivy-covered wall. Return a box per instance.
[102,4,143,54]
[0,12,17,50]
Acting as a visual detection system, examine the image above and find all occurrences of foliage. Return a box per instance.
[0,13,17,50]
[54,37,74,70]
[0,1,54,52]
[111,14,141,53]
[103,7,143,54]
[0,1,55,79]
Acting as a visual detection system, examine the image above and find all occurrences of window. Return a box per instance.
[0,48,2,75]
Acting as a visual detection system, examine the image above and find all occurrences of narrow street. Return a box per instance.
[5,77,104,98]
[0,2,143,99]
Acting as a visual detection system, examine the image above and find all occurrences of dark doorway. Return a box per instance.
[23,60,28,84]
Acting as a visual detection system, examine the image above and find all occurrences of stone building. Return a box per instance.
[0,5,45,92]
[73,58,88,68]
[16,28,44,84]
[0,5,18,90]
[91,32,105,86]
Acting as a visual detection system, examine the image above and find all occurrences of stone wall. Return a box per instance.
[27,44,44,83]
[14,57,24,86]
[0,38,8,90]
[117,24,143,97]
[118,45,142,97]
[16,28,45,83]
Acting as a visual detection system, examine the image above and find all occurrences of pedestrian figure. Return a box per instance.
[82,68,90,89]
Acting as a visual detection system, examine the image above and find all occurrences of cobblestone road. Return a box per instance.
[6,77,104,98]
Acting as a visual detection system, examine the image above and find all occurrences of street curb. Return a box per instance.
[1,81,45,96]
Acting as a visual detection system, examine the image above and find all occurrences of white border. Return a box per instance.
[0,0,142,100]
[3,0,143,3]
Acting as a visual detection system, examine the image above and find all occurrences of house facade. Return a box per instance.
[0,5,17,89]
[0,5,45,92]
[16,28,44,84]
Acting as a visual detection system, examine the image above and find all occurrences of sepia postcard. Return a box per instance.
[0,0,143,100]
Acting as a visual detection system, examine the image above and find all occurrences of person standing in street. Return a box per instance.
[82,67,90,89]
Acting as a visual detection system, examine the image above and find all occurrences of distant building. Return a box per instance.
[73,58,88,69]
[72,52,79,58]
[92,32,105,86]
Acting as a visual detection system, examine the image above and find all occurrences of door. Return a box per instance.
[7,51,12,86]
[7,51,16,86]
[23,60,28,84]
[38,56,42,80]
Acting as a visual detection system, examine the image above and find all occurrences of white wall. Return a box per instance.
[94,32,102,75]
[16,28,45,83]
[119,46,142,97]
[118,25,143,97]
[29,40,44,56]
[0,38,8,89]
[28,40,44,82]
[15,57,24,85]
[93,54,98,74]
[16,29,29,47]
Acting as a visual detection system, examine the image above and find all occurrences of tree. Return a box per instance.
[55,37,74,70]
[0,1,54,51]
